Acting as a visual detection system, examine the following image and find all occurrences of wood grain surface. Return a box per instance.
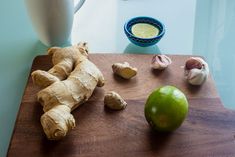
[7,54,235,157]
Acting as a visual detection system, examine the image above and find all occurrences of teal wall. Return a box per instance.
[0,1,47,156]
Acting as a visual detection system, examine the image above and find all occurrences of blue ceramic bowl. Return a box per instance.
[124,16,165,47]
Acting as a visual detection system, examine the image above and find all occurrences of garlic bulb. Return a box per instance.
[184,57,209,85]
[151,55,172,70]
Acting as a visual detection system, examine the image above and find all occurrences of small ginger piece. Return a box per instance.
[31,42,105,140]
[104,91,127,110]
[112,62,137,79]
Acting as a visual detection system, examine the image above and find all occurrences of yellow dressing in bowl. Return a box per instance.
[131,23,159,38]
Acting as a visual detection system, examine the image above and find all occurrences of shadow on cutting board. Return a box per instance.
[147,129,173,152]
[124,43,161,54]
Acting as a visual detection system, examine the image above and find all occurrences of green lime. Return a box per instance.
[144,86,188,132]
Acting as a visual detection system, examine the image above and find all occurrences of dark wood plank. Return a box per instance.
[7,54,235,157]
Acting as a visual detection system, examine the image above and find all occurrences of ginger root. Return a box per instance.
[31,42,105,140]
[112,62,137,79]
[104,91,127,110]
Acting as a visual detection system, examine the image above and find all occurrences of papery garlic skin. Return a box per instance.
[151,55,172,70]
[184,57,209,85]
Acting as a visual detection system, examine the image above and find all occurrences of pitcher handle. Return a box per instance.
[74,0,86,14]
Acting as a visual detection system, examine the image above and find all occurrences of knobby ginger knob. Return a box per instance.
[40,105,75,140]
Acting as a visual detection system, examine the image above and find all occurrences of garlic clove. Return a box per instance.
[185,57,203,70]
[151,55,172,70]
[187,69,207,85]
[184,57,209,85]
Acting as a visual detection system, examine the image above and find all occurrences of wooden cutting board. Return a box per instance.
[7,54,235,157]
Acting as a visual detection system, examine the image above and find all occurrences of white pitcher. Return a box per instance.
[25,0,86,46]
